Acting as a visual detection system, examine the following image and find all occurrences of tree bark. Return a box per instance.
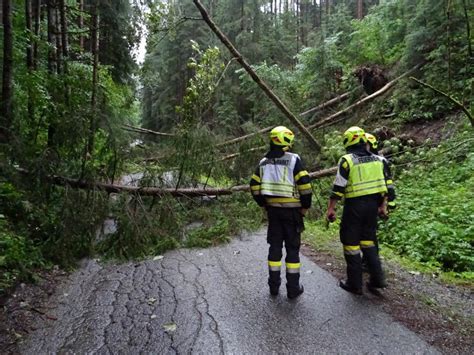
[26,0,34,70]
[16,165,338,197]
[79,0,84,51]
[122,124,175,137]
[299,91,353,117]
[192,0,322,152]
[461,0,472,58]
[26,0,35,124]
[1,0,13,140]
[60,0,68,58]
[33,0,41,69]
[88,2,100,156]
[47,0,57,147]
[357,0,364,19]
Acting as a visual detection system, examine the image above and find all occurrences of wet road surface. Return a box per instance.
[20,230,439,354]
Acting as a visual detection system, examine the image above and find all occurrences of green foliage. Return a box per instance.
[96,192,261,259]
[185,193,262,248]
[0,218,44,293]
[0,183,45,293]
[96,195,182,259]
[346,2,406,65]
[379,133,474,274]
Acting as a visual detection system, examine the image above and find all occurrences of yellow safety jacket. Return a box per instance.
[343,153,388,198]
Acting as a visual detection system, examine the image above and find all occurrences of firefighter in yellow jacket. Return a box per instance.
[326,126,388,295]
[250,126,312,299]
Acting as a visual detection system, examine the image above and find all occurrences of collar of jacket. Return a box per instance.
[265,145,286,159]
[346,144,370,156]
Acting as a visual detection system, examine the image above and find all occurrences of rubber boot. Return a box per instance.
[364,247,387,288]
[286,273,304,299]
[268,270,281,296]
[343,253,363,291]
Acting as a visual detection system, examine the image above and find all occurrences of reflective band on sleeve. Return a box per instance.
[297,183,312,191]
[299,189,312,195]
[334,191,344,197]
[343,245,361,255]
[360,240,375,248]
[250,185,261,191]
[251,174,261,183]
[387,179,393,185]
[294,170,309,182]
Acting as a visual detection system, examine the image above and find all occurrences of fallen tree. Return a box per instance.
[192,0,322,152]
[300,91,354,117]
[122,124,175,137]
[17,166,338,197]
[307,64,423,130]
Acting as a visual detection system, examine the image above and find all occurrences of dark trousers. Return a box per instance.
[340,196,385,289]
[267,207,304,292]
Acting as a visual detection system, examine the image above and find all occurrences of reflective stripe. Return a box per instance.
[360,240,375,248]
[250,185,261,191]
[294,170,309,182]
[351,178,386,187]
[299,189,312,195]
[266,197,300,203]
[266,196,302,208]
[286,262,301,273]
[268,261,282,267]
[387,179,393,185]
[251,190,261,196]
[259,153,298,198]
[334,191,344,197]
[266,202,302,208]
[251,174,261,183]
[343,245,361,255]
[268,260,281,272]
[297,183,312,191]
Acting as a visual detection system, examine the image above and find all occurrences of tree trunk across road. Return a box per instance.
[19,230,438,354]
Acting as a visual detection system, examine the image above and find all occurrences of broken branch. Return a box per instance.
[192,0,322,151]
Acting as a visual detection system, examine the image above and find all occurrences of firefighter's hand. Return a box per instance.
[378,203,388,219]
[326,209,336,223]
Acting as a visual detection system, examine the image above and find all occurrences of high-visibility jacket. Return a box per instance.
[342,153,388,198]
[250,151,312,208]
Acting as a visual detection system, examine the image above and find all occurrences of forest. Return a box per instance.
[0,0,472,297]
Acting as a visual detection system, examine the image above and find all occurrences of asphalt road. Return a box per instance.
[20,230,439,354]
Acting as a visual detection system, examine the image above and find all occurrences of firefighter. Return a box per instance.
[326,126,388,295]
[361,132,397,272]
[250,126,312,299]
[365,133,396,209]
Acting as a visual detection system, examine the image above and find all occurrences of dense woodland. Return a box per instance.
[0,0,473,292]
